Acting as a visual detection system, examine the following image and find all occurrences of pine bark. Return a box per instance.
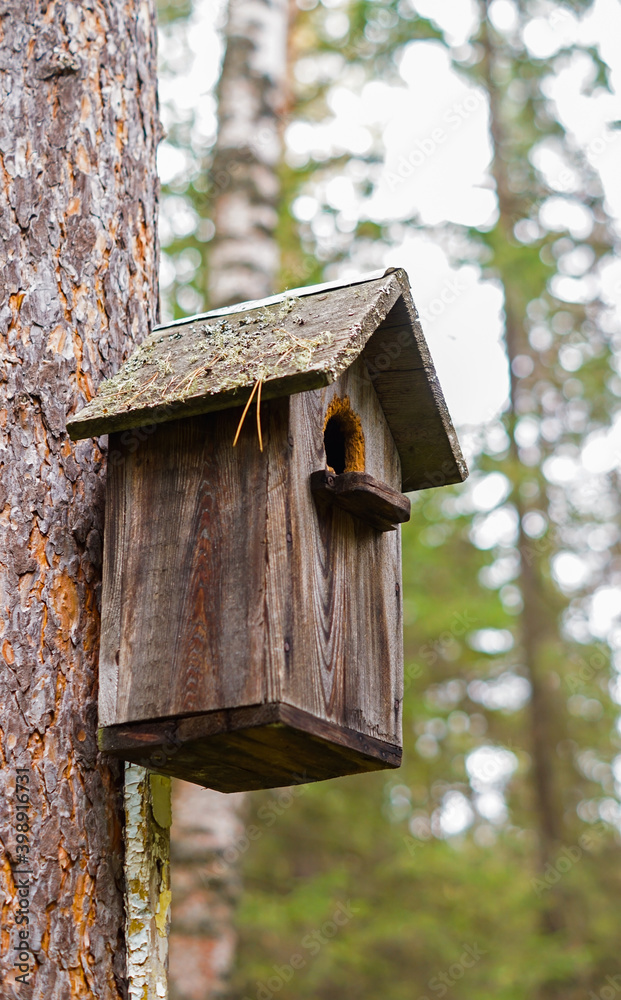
[169,2,290,997]
[0,2,159,997]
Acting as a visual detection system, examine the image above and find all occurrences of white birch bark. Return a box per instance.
[208,0,290,307]
[125,766,172,1000]
[169,2,290,998]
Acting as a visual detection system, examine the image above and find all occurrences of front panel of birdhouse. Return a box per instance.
[98,355,404,792]
[284,357,403,745]
[69,269,468,790]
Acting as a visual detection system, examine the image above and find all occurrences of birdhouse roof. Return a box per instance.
[67,267,467,492]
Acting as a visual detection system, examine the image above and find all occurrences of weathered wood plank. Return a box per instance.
[98,449,128,726]
[100,410,271,726]
[284,357,403,744]
[67,268,468,493]
[262,398,292,703]
[99,357,406,788]
[99,704,402,793]
[310,469,411,532]
[67,274,405,438]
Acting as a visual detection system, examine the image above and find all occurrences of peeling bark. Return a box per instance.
[0,2,160,997]
[125,767,172,1000]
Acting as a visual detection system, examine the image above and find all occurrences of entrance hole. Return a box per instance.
[323,396,365,474]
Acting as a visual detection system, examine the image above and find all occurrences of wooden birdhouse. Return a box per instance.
[68,268,467,792]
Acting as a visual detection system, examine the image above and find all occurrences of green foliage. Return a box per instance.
[158,0,193,25]
[159,1,621,997]
[231,4,621,999]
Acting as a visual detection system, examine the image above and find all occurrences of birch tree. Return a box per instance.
[167,2,290,997]
[0,1,164,998]
[206,0,290,308]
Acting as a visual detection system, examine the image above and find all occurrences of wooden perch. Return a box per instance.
[310,469,411,532]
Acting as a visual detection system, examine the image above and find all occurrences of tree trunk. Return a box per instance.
[125,767,172,999]
[0,2,161,996]
[207,0,290,308]
[169,785,246,1000]
[169,1,290,997]
[478,0,566,947]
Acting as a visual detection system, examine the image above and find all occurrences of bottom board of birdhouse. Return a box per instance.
[98,703,402,792]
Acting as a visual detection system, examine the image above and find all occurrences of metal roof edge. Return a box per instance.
[155,267,405,330]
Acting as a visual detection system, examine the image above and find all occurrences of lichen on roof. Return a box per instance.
[66,268,469,494]
[92,300,334,423]
[69,273,411,442]
[68,270,416,441]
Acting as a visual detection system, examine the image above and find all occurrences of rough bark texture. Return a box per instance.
[207,0,290,308]
[170,1,290,995]
[0,2,159,997]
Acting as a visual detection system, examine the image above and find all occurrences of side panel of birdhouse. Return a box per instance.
[267,355,404,748]
[99,408,283,727]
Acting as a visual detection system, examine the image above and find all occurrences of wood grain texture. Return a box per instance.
[99,358,406,787]
[67,269,468,494]
[99,704,402,793]
[310,470,411,532]
[100,409,275,727]
[284,357,404,746]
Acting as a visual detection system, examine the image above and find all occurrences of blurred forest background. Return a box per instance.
[155,1,621,998]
